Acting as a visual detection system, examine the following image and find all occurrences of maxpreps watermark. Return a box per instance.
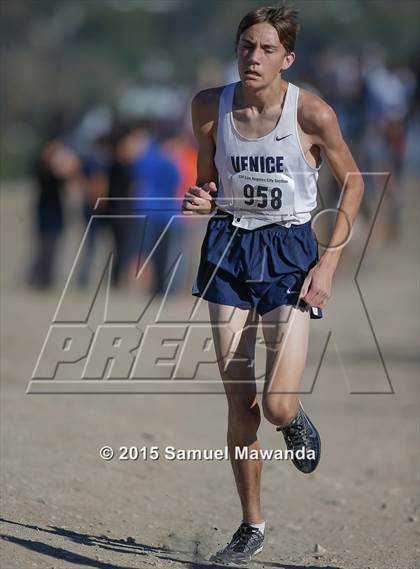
[27,191,393,395]
[99,445,316,462]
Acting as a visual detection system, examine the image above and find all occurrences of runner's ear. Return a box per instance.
[281,52,295,72]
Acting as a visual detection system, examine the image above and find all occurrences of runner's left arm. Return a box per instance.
[299,98,364,309]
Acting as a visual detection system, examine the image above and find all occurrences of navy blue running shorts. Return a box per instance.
[191,208,323,319]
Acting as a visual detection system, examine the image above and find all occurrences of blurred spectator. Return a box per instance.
[315,49,365,150]
[361,55,416,239]
[128,122,181,296]
[312,47,416,246]
[28,137,80,289]
[160,126,197,293]
[77,133,112,287]
[105,122,143,287]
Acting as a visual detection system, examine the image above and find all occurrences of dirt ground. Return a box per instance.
[1,181,419,569]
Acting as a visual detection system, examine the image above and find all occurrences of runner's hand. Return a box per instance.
[181,182,217,215]
[299,264,333,310]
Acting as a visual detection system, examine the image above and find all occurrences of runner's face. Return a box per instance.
[237,23,290,86]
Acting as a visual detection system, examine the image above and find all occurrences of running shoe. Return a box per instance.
[209,522,264,565]
[277,401,321,473]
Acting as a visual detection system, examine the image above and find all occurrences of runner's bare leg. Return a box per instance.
[208,301,263,524]
[261,305,311,425]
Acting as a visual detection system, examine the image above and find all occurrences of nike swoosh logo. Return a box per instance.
[275,133,292,141]
[286,287,300,295]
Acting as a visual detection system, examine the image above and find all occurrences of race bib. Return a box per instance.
[230,170,295,215]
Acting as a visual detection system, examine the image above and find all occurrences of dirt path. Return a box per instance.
[1,183,419,569]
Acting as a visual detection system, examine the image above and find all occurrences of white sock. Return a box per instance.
[243,520,266,535]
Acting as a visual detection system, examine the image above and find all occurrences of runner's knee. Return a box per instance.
[262,396,297,427]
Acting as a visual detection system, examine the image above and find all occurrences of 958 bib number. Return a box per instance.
[244,184,283,209]
[231,170,295,214]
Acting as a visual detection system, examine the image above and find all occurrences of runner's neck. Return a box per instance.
[236,76,286,113]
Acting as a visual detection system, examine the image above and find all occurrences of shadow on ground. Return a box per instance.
[0,518,344,569]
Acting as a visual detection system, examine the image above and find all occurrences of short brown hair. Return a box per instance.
[235,5,300,53]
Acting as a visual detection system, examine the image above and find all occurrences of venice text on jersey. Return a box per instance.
[230,155,285,173]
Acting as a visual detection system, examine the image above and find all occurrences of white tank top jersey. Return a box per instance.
[214,81,323,229]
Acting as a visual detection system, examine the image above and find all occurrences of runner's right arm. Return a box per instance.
[181,89,220,215]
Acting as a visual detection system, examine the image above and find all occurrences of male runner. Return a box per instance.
[181,5,364,565]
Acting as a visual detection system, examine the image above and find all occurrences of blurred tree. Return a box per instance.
[0,0,419,179]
